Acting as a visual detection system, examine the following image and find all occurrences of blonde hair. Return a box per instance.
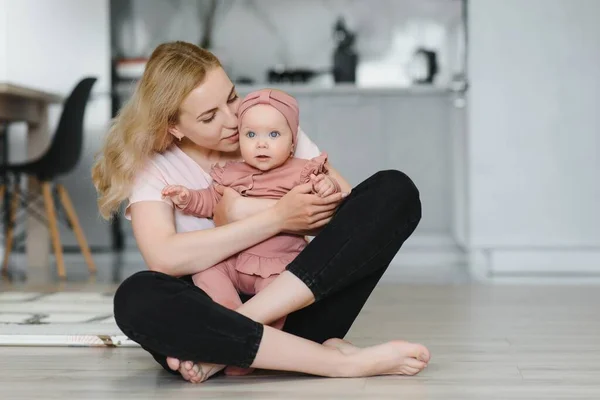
[91,41,221,219]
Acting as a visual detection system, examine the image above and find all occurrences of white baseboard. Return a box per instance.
[306,233,465,270]
[467,247,600,282]
[390,233,466,268]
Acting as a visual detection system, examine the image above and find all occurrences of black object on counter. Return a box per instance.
[332,17,358,83]
[410,48,439,85]
[267,68,323,84]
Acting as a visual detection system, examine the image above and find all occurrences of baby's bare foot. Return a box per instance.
[346,340,430,377]
[166,357,224,383]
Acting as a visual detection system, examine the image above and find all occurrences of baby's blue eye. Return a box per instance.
[246,131,256,138]
[269,131,280,138]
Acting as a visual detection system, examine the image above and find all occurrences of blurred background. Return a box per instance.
[0,0,599,284]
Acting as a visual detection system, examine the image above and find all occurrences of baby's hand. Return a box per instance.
[311,174,337,197]
[161,185,191,208]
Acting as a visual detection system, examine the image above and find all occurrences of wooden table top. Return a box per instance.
[0,82,63,103]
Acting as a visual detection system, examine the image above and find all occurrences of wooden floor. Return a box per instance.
[2,282,600,399]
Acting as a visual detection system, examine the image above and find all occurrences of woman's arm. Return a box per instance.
[213,188,277,225]
[131,183,342,276]
[214,194,320,236]
[216,194,318,236]
[131,200,281,276]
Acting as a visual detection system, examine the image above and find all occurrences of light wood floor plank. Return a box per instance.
[2,283,600,399]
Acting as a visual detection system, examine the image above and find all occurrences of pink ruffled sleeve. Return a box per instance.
[209,163,226,185]
[179,186,220,218]
[299,152,342,193]
[179,164,225,217]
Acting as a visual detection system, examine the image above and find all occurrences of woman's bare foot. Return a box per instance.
[223,337,359,376]
[322,338,360,355]
[224,365,255,376]
[345,340,430,377]
[166,357,224,383]
[166,339,429,381]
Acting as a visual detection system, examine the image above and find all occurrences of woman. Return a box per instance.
[92,41,430,383]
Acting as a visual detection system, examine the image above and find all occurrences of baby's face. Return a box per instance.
[239,105,294,171]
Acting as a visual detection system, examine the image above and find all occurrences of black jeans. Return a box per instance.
[113,170,421,372]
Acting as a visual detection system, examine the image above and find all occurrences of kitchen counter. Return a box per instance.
[114,80,451,99]
[235,83,451,95]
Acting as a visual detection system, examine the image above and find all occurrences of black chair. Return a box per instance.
[0,77,97,278]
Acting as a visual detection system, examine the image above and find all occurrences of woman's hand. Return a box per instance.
[273,182,347,233]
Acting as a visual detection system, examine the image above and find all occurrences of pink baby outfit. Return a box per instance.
[183,153,341,321]
[182,88,342,324]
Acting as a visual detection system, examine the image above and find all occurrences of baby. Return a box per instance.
[162,89,341,330]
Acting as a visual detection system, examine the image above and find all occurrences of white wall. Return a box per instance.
[113,0,463,87]
[4,0,110,130]
[2,0,113,248]
[0,0,7,81]
[466,0,600,276]
[286,90,454,236]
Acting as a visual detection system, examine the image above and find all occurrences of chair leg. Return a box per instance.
[1,181,20,275]
[56,184,96,274]
[41,182,65,279]
[0,184,5,210]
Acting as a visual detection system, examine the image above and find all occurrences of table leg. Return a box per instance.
[26,105,50,269]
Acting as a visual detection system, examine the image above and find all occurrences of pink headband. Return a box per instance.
[237,89,299,146]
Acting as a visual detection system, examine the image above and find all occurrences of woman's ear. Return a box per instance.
[168,125,184,141]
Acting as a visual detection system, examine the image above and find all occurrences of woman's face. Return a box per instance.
[170,67,241,152]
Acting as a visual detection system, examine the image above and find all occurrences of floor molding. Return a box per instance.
[467,247,600,283]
